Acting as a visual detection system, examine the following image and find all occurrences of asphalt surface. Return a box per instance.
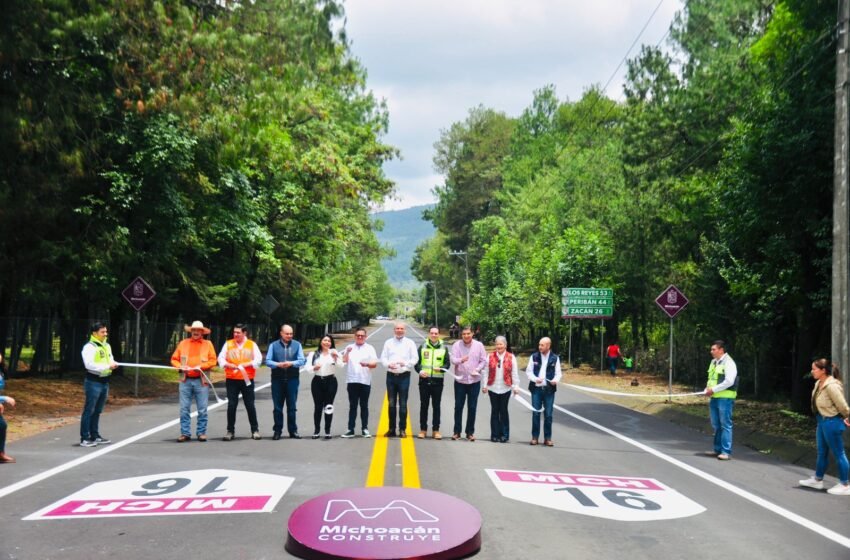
[1,321,849,559]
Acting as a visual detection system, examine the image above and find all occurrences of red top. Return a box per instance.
[606,344,621,358]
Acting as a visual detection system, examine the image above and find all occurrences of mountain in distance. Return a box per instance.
[372,204,435,289]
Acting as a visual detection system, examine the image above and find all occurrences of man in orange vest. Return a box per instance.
[171,321,218,442]
[217,324,263,441]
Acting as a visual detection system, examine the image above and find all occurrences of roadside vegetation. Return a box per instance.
[412,0,835,415]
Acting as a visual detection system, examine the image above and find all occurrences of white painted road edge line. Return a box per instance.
[0,381,272,500]
[519,386,850,550]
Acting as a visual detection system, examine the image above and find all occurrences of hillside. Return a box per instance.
[372,204,435,288]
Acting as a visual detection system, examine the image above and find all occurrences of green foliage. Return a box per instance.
[414,0,837,412]
[0,0,393,333]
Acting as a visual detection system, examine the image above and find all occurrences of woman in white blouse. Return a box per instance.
[482,336,519,443]
[303,334,343,439]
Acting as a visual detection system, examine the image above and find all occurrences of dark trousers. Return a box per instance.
[453,381,481,436]
[0,414,6,452]
[311,376,338,434]
[271,375,299,435]
[386,372,411,432]
[347,382,371,431]
[488,391,511,440]
[226,378,259,433]
[419,378,444,431]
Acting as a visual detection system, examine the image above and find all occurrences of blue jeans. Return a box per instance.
[531,386,555,440]
[453,381,480,436]
[608,357,618,375]
[271,375,300,435]
[386,373,411,432]
[179,377,209,436]
[80,378,109,440]
[709,397,735,455]
[815,414,850,484]
[0,413,6,452]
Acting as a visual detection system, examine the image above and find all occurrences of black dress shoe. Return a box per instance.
[290,433,302,439]
[384,430,397,438]
[272,432,282,440]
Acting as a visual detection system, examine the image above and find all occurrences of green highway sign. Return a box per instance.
[562,306,613,318]
[562,287,614,318]
[561,296,613,306]
[562,287,613,298]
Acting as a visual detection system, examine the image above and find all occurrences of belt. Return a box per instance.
[389,370,411,376]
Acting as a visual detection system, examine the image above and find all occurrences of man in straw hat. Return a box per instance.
[171,321,218,442]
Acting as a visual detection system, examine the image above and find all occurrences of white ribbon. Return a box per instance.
[513,394,544,412]
[115,363,225,403]
[565,384,705,398]
[115,362,182,370]
[324,404,334,415]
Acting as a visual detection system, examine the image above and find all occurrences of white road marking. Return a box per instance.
[0,382,271,500]
[518,386,850,549]
[1,323,386,501]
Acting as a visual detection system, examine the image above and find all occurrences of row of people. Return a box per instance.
[69,322,850,496]
[78,321,562,446]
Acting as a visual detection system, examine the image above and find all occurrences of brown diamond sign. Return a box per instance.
[655,285,688,319]
[122,277,156,312]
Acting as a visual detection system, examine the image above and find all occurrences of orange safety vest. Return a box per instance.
[223,339,258,380]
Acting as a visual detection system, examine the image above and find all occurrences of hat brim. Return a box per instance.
[184,325,211,334]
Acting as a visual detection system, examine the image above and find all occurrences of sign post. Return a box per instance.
[260,294,280,341]
[121,277,156,397]
[654,285,689,401]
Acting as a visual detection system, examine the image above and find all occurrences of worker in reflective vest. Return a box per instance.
[415,326,448,440]
[218,324,263,441]
[704,340,738,460]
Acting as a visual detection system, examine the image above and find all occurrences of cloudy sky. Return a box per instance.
[342,0,683,210]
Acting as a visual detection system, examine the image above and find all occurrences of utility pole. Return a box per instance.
[833,0,850,404]
[449,250,470,309]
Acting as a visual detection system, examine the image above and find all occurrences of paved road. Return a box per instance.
[1,321,848,559]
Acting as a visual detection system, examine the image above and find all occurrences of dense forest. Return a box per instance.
[412,0,835,410]
[0,0,394,368]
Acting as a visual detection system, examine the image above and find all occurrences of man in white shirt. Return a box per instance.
[525,336,562,447]
[380,322,418,438]
[342,327,378,438]
[704,339,738,460]
[80,321,118,447]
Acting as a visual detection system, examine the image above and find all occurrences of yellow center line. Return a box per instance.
[365,392,422,488]
[400,413,421,488]
[365,394,391,487]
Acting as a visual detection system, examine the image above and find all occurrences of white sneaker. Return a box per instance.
[361,429,372,438]
[827,483,850,495]
[799,477,824,490]
[341,430,355,438]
